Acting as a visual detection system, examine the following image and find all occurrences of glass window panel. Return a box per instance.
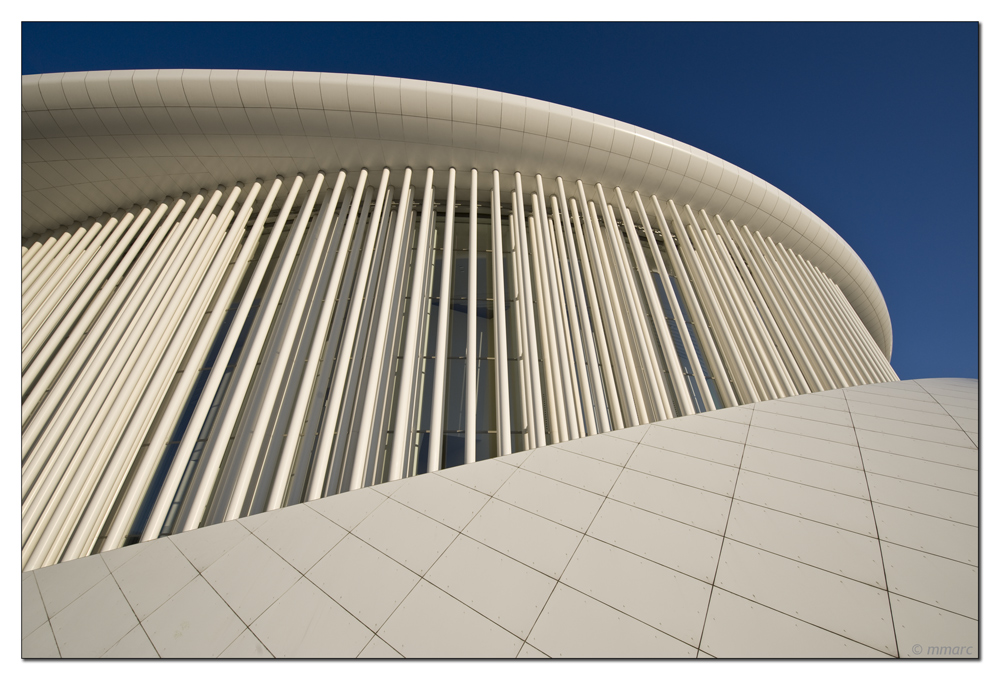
[444,357,467,430]
[448,301,468,358]
[475,358,498,432]
[474,300,495,359]
[442,433,466,469]
[475,432,497,462]
[452,252,470,299]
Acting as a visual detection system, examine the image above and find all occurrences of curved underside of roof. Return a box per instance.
[20,70,892,358]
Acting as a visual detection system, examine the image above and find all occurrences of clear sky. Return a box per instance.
[21,22,979,380]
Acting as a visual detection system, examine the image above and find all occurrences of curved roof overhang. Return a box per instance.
[20,69,892,359]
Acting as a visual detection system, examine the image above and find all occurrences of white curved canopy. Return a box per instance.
[20,69,892,357]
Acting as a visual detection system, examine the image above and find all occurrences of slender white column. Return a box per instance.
[21,199,179,451]
[103,179,281,550]
[693,211,777,400]
[616,188,694,416]
[730,223,816,393]
[428,169,457,469]
[261,173,354,510]
[599,191,668,421]
[138,176,302,540]
[509,192,535,448]
[23,189,229,568]
[668,200,753,403]
[577,183,635,426]
[529,195,567,441]
[46,200,242,567]
[387,169,437,479]
[22,217,117,353]
[514,173,546,445]
[22,228,66,282]
[546,212,584,436]
[464,170,479,462]
[22,227,72,288]
[814,265,886,383]
[782,247,865,386]
[632,195,714,411]
[796,256,876,385]
[492,171,511,455]
[21,204,160,418]
[650,198,736,407]
[22,220,102,324]
[535,176,578,440]
[568,196,617,430]
[588,197,645,424]
[311,167,396,495]
[330,185,397,494]
[819,271,897,382]
[679,205,758,403]
[765,238,848,389]
[550,194,593,435]
[715,218,799,396]
[754,232,835,390]
[221,173,328,521]
[557,179,604,432]
[22,238,44,270]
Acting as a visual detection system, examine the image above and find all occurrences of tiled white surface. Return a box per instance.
[23,379,978,658]
[890,593,978,658]
[140,576,245,658]
[251,502,347,573]
[379,581,522,658]
[251,577,372,657]
[714,539,897,655]
[560,537,711,647]
[307,533,419,631]
[352,498,458,576]
[655,412,749,443]
[425,534,556,639]
[701,589,889,658]
[528,584,696,658]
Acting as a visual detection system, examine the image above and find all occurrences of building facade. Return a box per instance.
[22,70,898,574]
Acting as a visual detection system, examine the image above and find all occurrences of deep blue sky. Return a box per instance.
[22,22,978,380]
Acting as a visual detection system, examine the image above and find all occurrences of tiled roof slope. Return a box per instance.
[22,378,978,658]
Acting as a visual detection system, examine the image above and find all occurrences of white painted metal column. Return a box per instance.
[513,173,546,445]
[465,169,478,463]
[428,169,457,470]
[492,170,512,456]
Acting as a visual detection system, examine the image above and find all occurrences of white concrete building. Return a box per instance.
[21,71,976,658]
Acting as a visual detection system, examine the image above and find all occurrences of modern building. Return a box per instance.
[21,71,977,658]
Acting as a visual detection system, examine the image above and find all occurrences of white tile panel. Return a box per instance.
[873,503,977,565]
[746,425,862,468]
[102,624,158,658]
[425,535,556,639]
[725,500,885,588]
[494,468,604,533]
[528,584,696,658]
[855,429,978,469]
[641,425,745,467]
[584,500,722,583]
[352,498,457,576]
[309,486,385,531]
[860,448,977,494]
[852,413,973,448]
[520,445,622,495]
[436,457,514,496]
[626,444,739,496]
[867,474,977,525]
[560,537,711,647]
[49,574,138,657]
[463,499,583,580]
[109,535,198,621]
[741,446,870,499]
[307,534,419,631]
[21,573,48,640]
[890,593,978,658]
[701,589,889,658]
[714,539,897,655]
[750,410,858,446]
[219,628,272,658]
[22,622,60,658]
[390,472,490,532]
[250,578,371,658]
[734,470,877,537]
[880,542,977,619]
[358,635,403,658]
[552,431,637,465]
[656,411,749,442]
[379,580,522,658]
[755,397,853,425]
[251,503,347,573]
[609,468,731,535]
[201,534,300,625]
[34,553,110,618]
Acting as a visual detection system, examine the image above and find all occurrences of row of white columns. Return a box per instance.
[21,166,897,570]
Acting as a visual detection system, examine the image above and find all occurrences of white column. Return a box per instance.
[616,188,694,416]
[650,198,736,408]
[510,192,535,448]
[465,170,478,463]
[428,169,457,469]
[492,170,512,456]
[557,179,603,432]
[550,194,593,435]
[528,201,563,441]
[513,173,546,445]
[567,195,616,430]
[632,194,714,411]
[103,178,282,550]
